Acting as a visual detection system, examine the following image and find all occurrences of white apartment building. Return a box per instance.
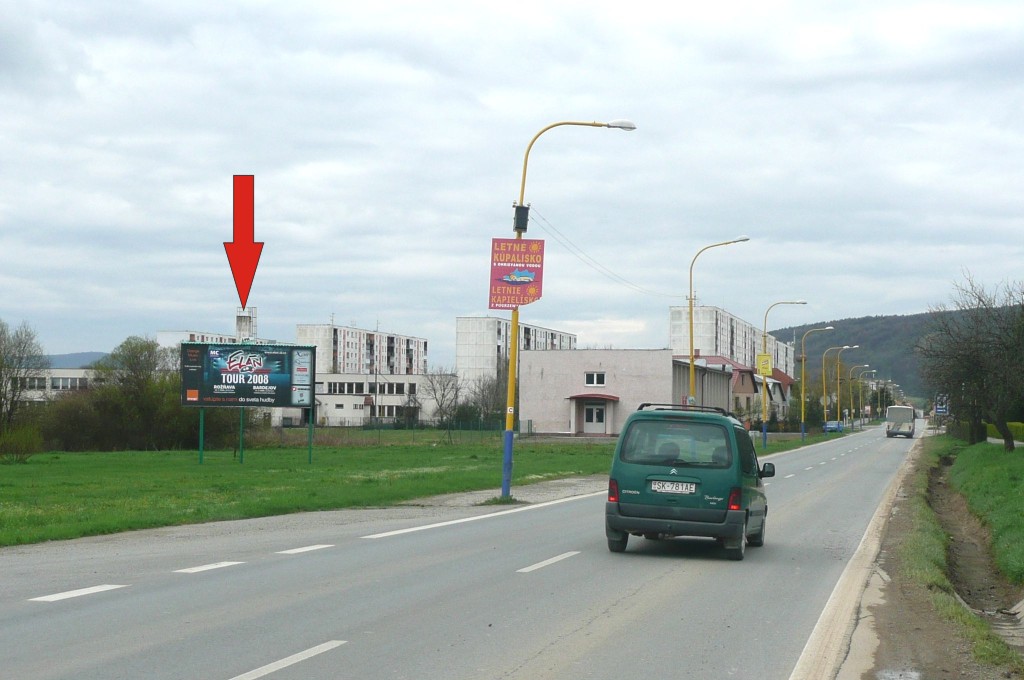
[669,305,797,377]
[455,316,576,385]
[296,324,428,376]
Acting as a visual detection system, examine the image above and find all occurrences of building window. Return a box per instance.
[585,372,605,387]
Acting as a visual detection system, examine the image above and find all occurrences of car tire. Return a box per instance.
[748,516,766,547]
[725,520,747,561]
[607,526,629,553]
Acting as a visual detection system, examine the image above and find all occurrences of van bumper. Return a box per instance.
[605,502,746,540]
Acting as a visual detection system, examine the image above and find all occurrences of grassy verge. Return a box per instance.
[901,436,1024,672]
[0,439,614,547]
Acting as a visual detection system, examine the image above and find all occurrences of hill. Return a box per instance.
[773,312,939,400]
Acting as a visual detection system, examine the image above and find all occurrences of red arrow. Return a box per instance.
[224,175,264,309]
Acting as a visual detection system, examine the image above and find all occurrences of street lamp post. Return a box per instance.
[501,119,636,499]
[688,237,749,403]
[760,300,806,449]
[858,369,876,428]
[822,345,850,430]
[847,364,868,429]
[835,345,859,431]
[799,325,833,440]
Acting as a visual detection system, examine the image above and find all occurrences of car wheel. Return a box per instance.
[607,526,629,553]
[748,516,766,547]
[725,520,747,561]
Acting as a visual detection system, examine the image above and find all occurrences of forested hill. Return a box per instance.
[773,311,941,400]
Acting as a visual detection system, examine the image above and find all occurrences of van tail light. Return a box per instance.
[728,487,742,511]
[608,479,620,503]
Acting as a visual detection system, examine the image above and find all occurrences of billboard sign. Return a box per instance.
[488,237,545,309]
[180,343,315,408]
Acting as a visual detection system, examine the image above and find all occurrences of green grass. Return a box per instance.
[902,436,1024,673]
[0,439,614,546]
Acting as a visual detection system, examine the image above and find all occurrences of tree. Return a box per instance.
[0,320,49,435]
[466,364,507,428]
[420,366,462,443]
[918,276,1024,450]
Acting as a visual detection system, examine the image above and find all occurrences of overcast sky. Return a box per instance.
[3,1,1022,367]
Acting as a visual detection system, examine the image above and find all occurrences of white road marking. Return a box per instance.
[785,474,796,479]
[805,467,815,471]
[275,544,334,555]
[30,584,128,602]
[362,491,606,539]
[174,561,244,574]
[227,640,347,680]
[517,551,580,573]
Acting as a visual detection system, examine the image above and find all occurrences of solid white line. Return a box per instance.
[174,561,245,574]
[276,544,334,555]
[30,584,129,602]
[517,551,580,573]
[227,640,346,680]
[362,491,606,539]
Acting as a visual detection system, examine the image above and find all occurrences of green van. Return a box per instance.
[605,403,775,560]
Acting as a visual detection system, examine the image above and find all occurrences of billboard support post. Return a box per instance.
[199,408,205,464]
[308,407,314,464]
[239,407,246,464]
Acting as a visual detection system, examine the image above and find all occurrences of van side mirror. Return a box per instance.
[761,462,776,478]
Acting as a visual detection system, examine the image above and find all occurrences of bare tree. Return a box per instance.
[467,364,507,427]
[420,366,461,443]
[918,275,1024,450]
[0,320,49,434]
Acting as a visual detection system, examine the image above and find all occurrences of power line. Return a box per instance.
[529,208,686,299]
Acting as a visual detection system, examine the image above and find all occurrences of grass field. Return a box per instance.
[0,438,614,546]
[0,427,847,548]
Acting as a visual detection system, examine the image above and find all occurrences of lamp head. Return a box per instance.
[606,119,637,131]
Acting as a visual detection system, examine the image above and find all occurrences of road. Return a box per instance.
[0,428,914,679]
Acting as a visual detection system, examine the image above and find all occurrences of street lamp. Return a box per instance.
[847,364,868,429]
[501,119,636,499]
[857,369,876,428]
[760,300,806,449]
[799,325,833,440]
[836,345,859,430]
[822,345,850,429]
[687,236,750,402]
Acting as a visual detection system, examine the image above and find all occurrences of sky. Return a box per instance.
[2,0,1022,368]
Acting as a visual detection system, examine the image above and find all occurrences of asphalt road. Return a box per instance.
[0,427,915,679]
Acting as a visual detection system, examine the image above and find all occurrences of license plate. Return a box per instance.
[651,480,696,494]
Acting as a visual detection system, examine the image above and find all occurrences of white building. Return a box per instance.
[296,324,428,376]
[518,348,733,436]
[455,316,576,385]
[669,305,797,377]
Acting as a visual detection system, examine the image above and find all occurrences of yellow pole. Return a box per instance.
[687,236,749,403]
[835,345,859,431]
[760,300,805,449]
[501,119,635,498]
[848,364,868,428]
[822,345,848,430]
[800,326,833,439]
[857,369,876,428]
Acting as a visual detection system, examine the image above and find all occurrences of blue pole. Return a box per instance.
[502,430,514,497]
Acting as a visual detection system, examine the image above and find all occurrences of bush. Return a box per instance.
[0,426,44,463]
[985,421,1024,442]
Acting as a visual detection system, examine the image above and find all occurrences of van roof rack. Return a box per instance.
[637,403,735,418]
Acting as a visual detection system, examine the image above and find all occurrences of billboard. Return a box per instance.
[180,343,315,408]
[488,237,545,309]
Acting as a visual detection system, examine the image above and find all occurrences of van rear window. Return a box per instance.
[620,420,731,467]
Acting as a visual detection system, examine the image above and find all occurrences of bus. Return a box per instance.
[885,405,916,438]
